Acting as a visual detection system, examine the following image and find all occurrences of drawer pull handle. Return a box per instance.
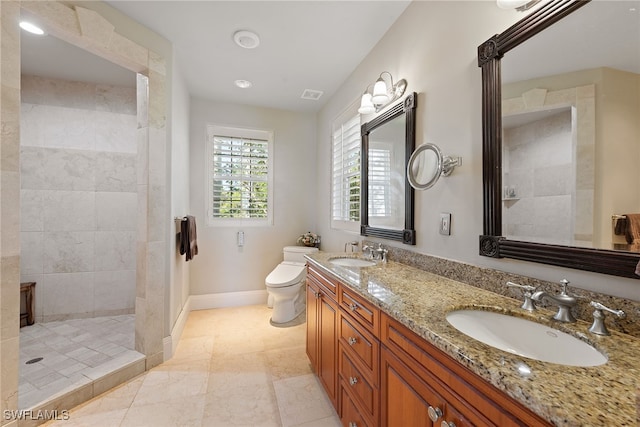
[428,406,443,422]
[348,337,358,346]
[349,376,358,386]
[348,423,357,427]
[349,303,358,311]
[441,421,456,427]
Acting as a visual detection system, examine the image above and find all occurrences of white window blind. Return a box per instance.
[368,147,391,218]
[206,125,273,226]
[331,113,361,231]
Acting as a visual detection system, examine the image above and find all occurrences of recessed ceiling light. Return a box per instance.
[19,21,45,35]
[235,80,253,89]
[233,30,260,49]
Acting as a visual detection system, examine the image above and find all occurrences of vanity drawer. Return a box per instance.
[339,313,379,384]
[307,264,338,301]
[339,349,377,421]
[341,386,373,427]
[338,284,379,335]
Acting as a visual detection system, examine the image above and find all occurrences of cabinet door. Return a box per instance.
[381,347,446,427]
[306,280,319,371]
[319,294,338,407]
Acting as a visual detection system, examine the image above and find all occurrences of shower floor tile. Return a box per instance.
[19,314,141,410]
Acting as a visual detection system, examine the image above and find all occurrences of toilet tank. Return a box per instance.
[283,246,319,263]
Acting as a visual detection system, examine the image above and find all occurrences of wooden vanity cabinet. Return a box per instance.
[306,265,339,407]
[306,264,550,427]
[381,314,550,427]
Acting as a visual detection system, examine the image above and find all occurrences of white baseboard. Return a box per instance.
[163,297,192,361]
[189,289,268,311]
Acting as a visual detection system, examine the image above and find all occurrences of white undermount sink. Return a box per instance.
[446,310,607,367]
[329,258,376,267]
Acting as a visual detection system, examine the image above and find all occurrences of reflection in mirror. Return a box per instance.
[500,1,639,252]
[368,113,405,229]
[478,0,640,278]
[361,92,417,244]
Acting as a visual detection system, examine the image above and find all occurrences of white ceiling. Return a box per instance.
[20,1,412,113]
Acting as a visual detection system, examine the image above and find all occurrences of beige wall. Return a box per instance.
[315,1,640,301]
[188,98,317,297]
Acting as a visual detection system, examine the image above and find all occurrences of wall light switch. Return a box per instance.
[440,213,451,235]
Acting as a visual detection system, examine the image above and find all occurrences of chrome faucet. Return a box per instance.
[505,281,537,311]
[531,279,577,323]
[371,243,388,263]
[588,301,625,336]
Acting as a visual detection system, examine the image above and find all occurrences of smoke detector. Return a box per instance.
[233,30,260,49]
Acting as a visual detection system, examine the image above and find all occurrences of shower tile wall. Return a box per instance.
[19,75,137,323]
[503,110,574,245]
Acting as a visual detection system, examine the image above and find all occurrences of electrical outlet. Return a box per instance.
[237,231,245,247]
[440,213,451,235]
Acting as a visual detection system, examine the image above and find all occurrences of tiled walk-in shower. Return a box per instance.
[19,315,143,410]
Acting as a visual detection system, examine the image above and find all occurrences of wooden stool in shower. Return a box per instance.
[20,282,36,327]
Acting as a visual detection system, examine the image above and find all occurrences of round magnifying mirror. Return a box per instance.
[407,143,443,190]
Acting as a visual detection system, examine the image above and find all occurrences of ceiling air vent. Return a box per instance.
[301,89,323,101]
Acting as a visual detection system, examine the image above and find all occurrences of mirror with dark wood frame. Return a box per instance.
[361,92,417,245]
[478,0,640,279]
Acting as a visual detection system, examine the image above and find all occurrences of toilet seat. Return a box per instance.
[265,262,306,288]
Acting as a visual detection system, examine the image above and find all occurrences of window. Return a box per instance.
[368,147,391,218]
[206,125,274,226]
[331,107,361,232]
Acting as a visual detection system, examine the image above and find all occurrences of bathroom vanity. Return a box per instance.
[305,253,640,426]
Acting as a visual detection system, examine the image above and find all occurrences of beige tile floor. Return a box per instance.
[44,305,341,427]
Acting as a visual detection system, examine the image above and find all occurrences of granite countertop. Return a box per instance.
[306,252,640,427]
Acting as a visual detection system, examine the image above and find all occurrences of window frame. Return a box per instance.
[205,124,274,227]
[330,103,362,233]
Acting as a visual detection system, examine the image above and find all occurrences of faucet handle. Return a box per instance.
[588,301,625,336]
[506,282,537,311]
[559,279,571,295]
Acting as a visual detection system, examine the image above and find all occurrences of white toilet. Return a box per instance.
[266,246,319,324]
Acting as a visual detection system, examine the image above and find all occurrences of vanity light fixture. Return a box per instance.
[496,0,542,11]
[19,21,45,35]
[358,71,407,115]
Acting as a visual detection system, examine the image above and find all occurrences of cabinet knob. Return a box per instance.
[348,423,357,427]
[441,421,456,427]
[428,406,443,422]
[348,337,358,346]
[314,291,321,299]
[349,303,358,311]
[349,376,358,386]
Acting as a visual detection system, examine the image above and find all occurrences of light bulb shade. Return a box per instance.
[358,93,375,114]
[371,79,389,105]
